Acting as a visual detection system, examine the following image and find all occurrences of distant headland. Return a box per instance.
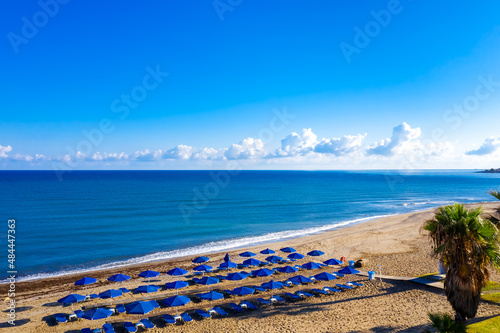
[478,168,500,173]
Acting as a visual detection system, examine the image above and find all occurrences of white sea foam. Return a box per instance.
[9,214,393,283]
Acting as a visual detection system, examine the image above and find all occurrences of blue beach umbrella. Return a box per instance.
[239,251,256,258]
[165,281,189,295]
[338,266,360,282]
[107,274,130,283]
[75,277,97,296]
[197,290,223,308]
[195,276,219,291]
[125,301,155,315]
[232,286,255,301]
[260,248,275,255]
[277,266,298,274]
[252,268,274,283]
[83,308,113,320]
[138,270,160,282]
[98,289,123,301]
[226,272,248,287]
[192,256,210,263]
[243,258,261,266]
[307,250,325,257]
[135,285,161,294]
[266,255,283,263]
[280,247,296,253]
[163,295,191,315]
[323,258,343,266]
[314,272,337,281]
[193,264,213,273]
[302,262,322,270]
[58,294,86,304]
[167,267,188,276]
[288,253,305,260]
[219,261,238,269]
[261,280,283,297]
[288,275,312,290]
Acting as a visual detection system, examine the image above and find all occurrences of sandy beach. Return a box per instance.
[3,202,500,333]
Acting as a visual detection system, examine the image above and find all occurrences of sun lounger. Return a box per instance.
[323,286,341,293]
[181,312,193,323]
[252,285,266,292]
[139,318,155,329]
[256,298,272,306]
[311,288,329,295]
[195,309,212,319]
[102,323,115,333]
[81,329,92,333]
[333,273,344,278]
[55,313,67,323]
[162,314,176,325]
[92,329,102,333]
[294,265,304,270]
[284,292,301,301]
[240,301,258,310]
[228,303,245,312]
[90,293,99,299]
[115,304,126,313]
[123,322,137,332]
[272,295,286,303]
[336,284,354,290]
[296,291,315,298]
[212,306,228,316]
[348,282,363,287]
[216,275,227,280]
[74,310,84,318]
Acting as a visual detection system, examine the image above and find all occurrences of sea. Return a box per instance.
[1,170,499,282]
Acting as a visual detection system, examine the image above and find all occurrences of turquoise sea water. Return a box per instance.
[1,170,499,281]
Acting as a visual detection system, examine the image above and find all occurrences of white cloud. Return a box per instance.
[225,138,265,160]
[192,147,221,160]
[278,128,317,156]
[366,123,422,156]
[0,145,12,158]
[314,133,366,156]
[163,145,195,160]
[466,137,500,156]
[92,152,129,161]
[132,149,163,161]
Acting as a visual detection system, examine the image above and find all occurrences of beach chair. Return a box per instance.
[240,300,258,310]
[296,291,315,298]
[333,273,344,278]
[256,298,272,306]
[216,275,227,280]
[162,314,176,325]
[294,265,304,270]
[102,323,115,333]
[228,303,245,313]
[55,313,67,324]
[336,284,354,290]
[195,309,212,319]
[323,286,341,293]
[213,306,228,316]
[349,282,364,287]
[284,292,301,301]
[139,318,155,329]
[115,304,126,314]
[181,312,193,323]
[311,288,329,295]
[252,285,266,292]
[123,322,137,332]
[118,287,131,293]
[92,329,102,333]
[272,295,286,304]
[81,329,92,333]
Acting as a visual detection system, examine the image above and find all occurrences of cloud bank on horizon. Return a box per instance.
[1,122,499,170]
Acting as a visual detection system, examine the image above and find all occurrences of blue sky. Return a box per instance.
[1,1,500,170]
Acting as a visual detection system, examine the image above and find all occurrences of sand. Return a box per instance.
[2,202,500,332]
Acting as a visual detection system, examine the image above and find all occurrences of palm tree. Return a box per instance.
[423,203,500,323]
[488,190,500,226]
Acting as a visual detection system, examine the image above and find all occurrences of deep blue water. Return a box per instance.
[1,170,499,281]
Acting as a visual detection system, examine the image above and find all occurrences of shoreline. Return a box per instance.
[6,201,500,332]
[6,201,497,292]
